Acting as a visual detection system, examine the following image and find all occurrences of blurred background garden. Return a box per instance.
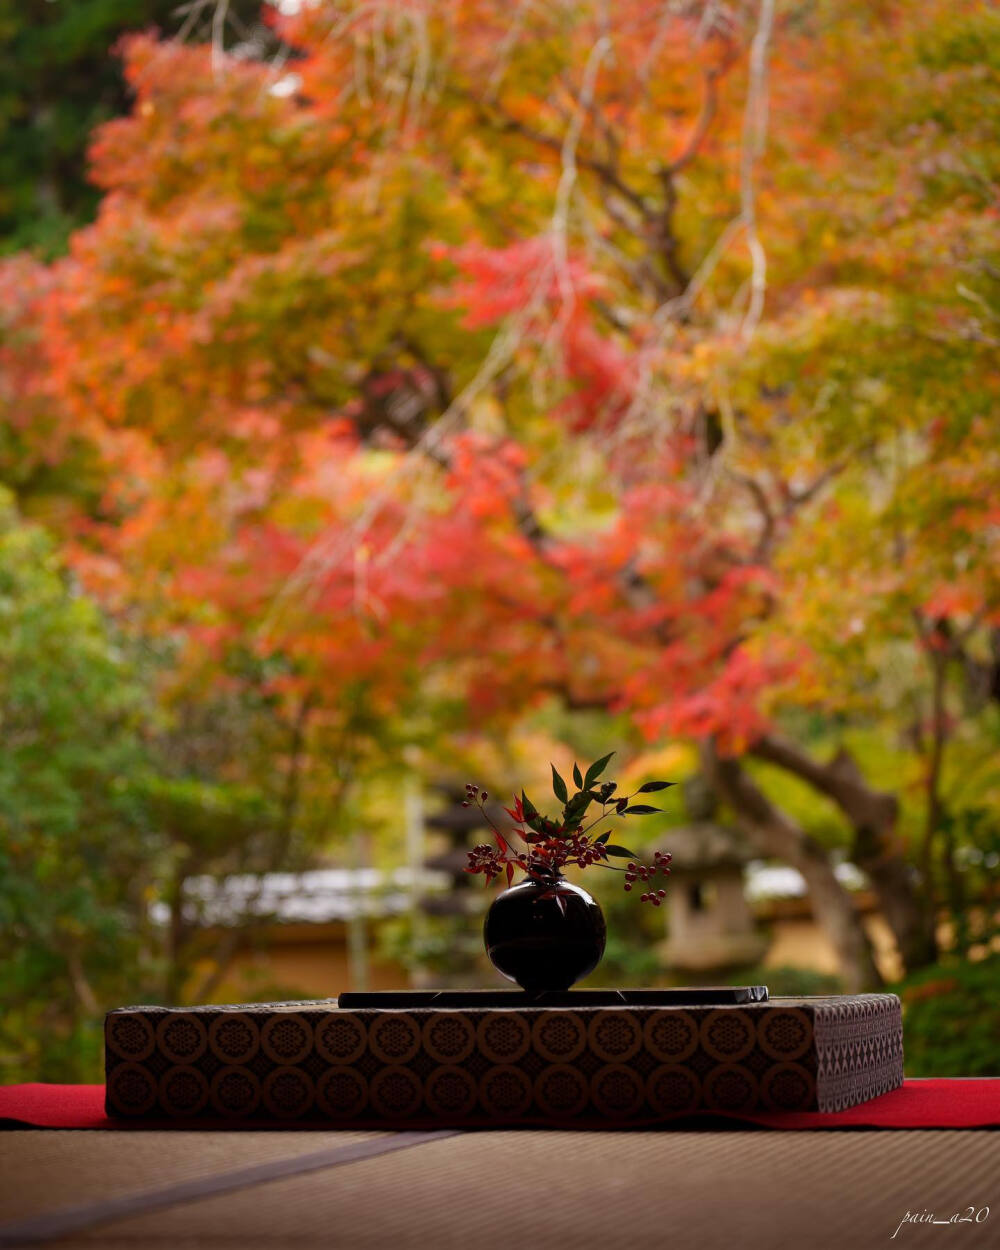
[0,0,997,1084]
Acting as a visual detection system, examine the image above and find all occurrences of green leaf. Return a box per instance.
[563,791,595,824]
[595,831,611,845]
[522,790,545,834]
[637,780,675,793]
[584,752,615,788]
[603,845,637,858]
[550,764,568,804]
[623,804,660,815]
[572,761,583,789]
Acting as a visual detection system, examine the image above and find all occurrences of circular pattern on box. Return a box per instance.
[368,1013,421,1065]
[317,1067,368,1119]
[757,1008,812,1062]
[208,1013,260,1065]
[534,1064,589,1118]
[160,1065,210,1117]
[590,1064,645,1118]
[700,1010,755,1062]
[423,1013,476,1065]
[588,1011,642,1063]
[261,1014,312,1065]
[263,1067,315,1118]
[646,1064,701,1116]
[760,1063,815,1111]
[370,1065,423,1118]
[107,1062,158,1115]
[703,1063,758,1113]
[155,1014,208,1065]
[477,1012,531,1063]
[530,1012,586,1063]
[106,1013,155,1062]
[643,1010,699,1062]
[425,1065,478,1117]
[479,1065,533,1119]
[315,1014,367,1065]
[210,1066,261,1117]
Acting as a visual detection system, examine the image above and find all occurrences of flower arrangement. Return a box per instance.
[463,752,674,906]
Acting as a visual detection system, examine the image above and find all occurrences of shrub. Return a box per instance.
[897,955,1000,1077]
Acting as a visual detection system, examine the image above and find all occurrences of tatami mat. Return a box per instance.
[6,1129,995,1250]
[0,1131,386,1223]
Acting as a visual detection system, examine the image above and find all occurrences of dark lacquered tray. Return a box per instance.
[336,986,769,1008]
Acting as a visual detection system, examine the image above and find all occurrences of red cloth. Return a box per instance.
[0,1085,111,1130]
[1,1080,997,1131]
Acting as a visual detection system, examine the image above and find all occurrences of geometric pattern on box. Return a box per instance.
[105,994,903,1124]
[813,995,906,1113]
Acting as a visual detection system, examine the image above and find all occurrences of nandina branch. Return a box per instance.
[463,758,674,906]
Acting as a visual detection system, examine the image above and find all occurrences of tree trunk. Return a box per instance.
[750,734,937,972]
[702,743,883,992]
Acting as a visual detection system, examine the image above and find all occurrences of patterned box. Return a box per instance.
[104,994,903,1124]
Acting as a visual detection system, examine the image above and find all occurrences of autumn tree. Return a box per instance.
[3,0,998,992]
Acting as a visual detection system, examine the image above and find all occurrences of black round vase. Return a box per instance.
[484,874,606,993]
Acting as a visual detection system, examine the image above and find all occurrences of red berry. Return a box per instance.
[657,889,666,897]
[624,884,632,892]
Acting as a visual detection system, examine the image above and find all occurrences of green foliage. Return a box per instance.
[0,491,156,1080]
[0,1,173,252]
[587,933,662,988]
[0,494,321,1078]
[897,956,1000,1077]
[0,0,266,255]
[580,878,664,988]
[378,914,484,982]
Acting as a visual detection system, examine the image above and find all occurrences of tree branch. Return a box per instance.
[749,732,938,971]
[749,733,899,834]
[702,740,883,990]
[471,95,652,221]
[738,0,775,340]
[663,65,721,176]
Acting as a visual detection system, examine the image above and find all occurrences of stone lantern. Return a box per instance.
[422,795,483,917]
[654,777,770,974]
[413,787,506,986]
